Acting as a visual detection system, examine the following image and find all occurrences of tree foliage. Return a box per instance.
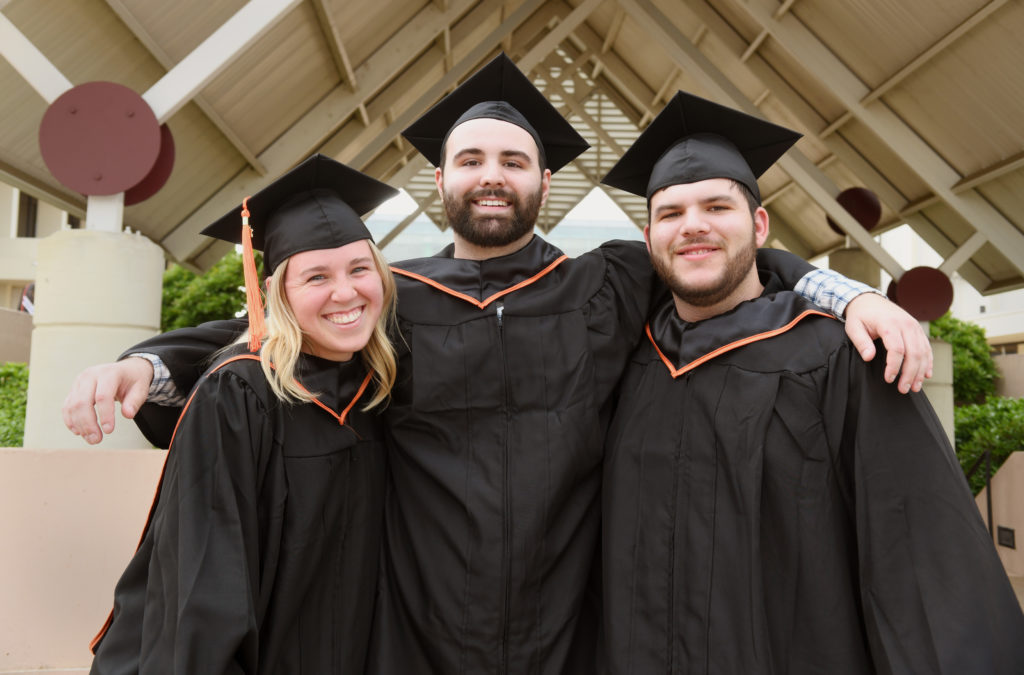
[954,396,1024,494]
[929,312,998,406]
[0,362,28,447]
[161,251,261,332]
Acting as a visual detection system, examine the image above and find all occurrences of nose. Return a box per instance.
[479,159,506,188]
[330,278,359,303]
[678,208,710,238]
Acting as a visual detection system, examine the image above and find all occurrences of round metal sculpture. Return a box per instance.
[125,123,176,205]
[891,266,954,321]
[39,82,161,196]
[826,186,882,236]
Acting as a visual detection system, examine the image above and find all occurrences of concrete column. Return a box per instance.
[23,229,164,449]
[923,336,954,445]
[829,247,882,288]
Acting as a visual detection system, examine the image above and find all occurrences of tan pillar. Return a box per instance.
[829,247,882,288]
[23,229,164,449]
[923,336,954,445]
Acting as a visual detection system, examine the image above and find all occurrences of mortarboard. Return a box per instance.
[401,52,589,173]
[201,153,398,350]
[601,91,802,202]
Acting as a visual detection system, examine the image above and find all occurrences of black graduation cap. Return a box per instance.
[601,91,802,202]
[401,52,589,173]
[201,153,398,274]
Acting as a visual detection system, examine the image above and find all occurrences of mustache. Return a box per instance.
[464,188,517,202]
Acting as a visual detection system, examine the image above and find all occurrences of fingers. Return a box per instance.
[62,367,105,444]
[843,293,933,394]
[61,358,155,444]
[843,316,876,364]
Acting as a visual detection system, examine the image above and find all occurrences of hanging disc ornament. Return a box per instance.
[892,266,953,321]
[39,82,161,196]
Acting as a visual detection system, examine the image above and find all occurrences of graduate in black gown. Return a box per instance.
[89,156,399,674]
[599,92,1024,674]
[68,56,936,675]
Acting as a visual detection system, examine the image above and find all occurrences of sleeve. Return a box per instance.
[590,240,659,398]
[121,319,249,448]
[148,370,275,674]
[756,248,879,317]
[822,340,1024,674]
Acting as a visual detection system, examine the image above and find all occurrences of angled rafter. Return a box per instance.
[619,0,905,278]
[728,0,1024,279]
[103,0,267,174]
[161,0,480,263]
[142,0,302,123]
[348,0,601,172]
[309,0,359,90]
[820,0,1008,138]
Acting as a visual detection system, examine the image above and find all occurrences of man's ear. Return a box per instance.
[753,207,770,247]
[434,166,444,200]
[643,224,653,254]
[539,168,552,207]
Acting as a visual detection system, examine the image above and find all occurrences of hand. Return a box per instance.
[62,357,154,444]
[843,293,933,394]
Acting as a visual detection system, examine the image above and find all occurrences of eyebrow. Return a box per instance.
[451,148,534,164]
[295,257,373,276]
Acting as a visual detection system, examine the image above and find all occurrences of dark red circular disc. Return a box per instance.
[826,187,882,236]
[894,266,953,321]
[125,124,175,205]
[39,82,160,195]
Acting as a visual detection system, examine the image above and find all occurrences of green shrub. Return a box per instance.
[954,396,1024,494]
[161,251,262,332]
[929,313,999,405]
[0,362,28,447]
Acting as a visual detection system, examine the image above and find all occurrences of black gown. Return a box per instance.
[90,349,386,674]
[124,238,819,674]
[602,275,1024,675]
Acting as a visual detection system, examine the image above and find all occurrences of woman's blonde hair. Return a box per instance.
[240,240,397,410]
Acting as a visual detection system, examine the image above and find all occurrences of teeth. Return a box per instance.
[477,199,509,207]
[681,248,715,255]
[326,307,362,325]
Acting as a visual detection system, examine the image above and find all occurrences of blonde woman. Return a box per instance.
[90,155,398,674]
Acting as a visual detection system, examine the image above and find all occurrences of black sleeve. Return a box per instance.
[755,248,815,289]
[822,340,1024,672]
[121,319,248,448]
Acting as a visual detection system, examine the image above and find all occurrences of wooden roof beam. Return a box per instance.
[309,0,359,90]
[621,0,905,278]
[103,0,268,174]
[729,0,1024,278]
[161,0,481,263]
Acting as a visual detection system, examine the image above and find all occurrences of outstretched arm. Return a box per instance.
[756,248,932,393]
[62,318,248,445]
[63,356,155,445]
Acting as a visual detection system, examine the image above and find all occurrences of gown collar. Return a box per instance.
[646,271,834,378]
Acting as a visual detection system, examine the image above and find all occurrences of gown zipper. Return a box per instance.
[496,301,512,674]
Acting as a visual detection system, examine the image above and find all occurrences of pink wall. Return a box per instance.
[0,447,166,673]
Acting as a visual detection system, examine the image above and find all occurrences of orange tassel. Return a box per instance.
[240,197,265,352]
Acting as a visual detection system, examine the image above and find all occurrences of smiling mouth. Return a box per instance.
[325,307,363,325]
[677,247,719,256]
[475,198,511,207]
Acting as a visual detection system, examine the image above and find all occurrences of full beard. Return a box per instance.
[444,187,542,249]
[652,233,758,309]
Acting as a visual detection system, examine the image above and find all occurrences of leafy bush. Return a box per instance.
[0,362,28,447]
[161,251,262,332]
[954,396,1024,494]
[929,313,998,405]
